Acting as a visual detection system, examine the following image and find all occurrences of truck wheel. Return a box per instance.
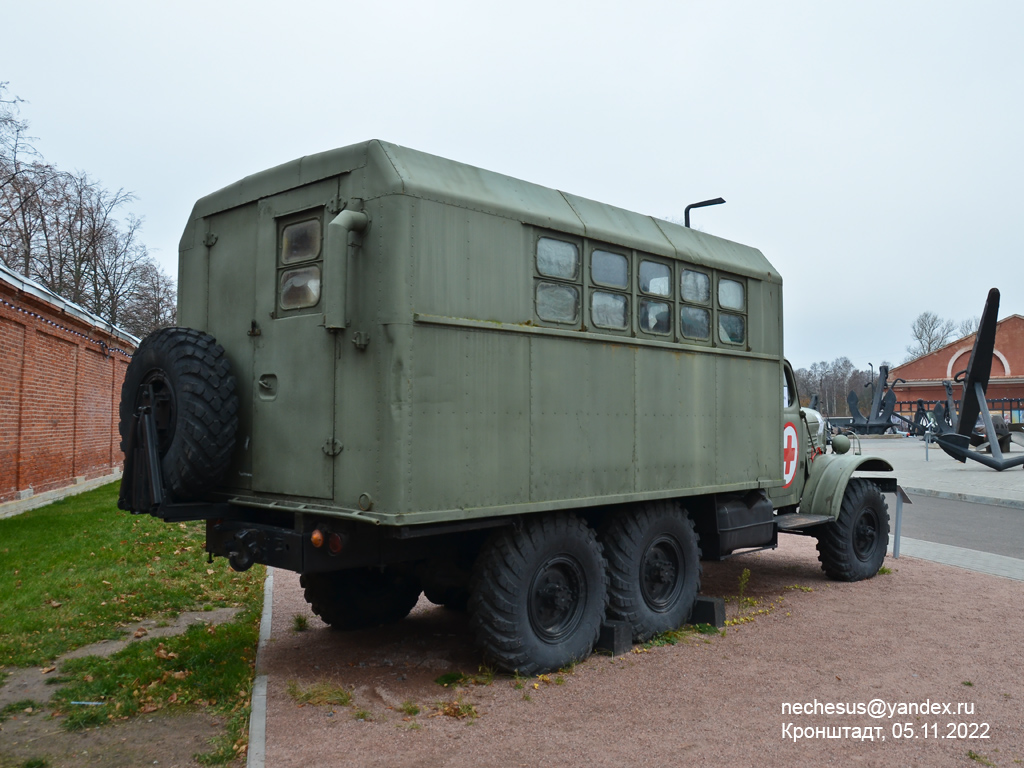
[600,502,701,642]
[815,479,890,581]
[469,513,608,675]
[300,568,422,630]
[119,327,238,501]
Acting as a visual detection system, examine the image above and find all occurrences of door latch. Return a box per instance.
[351,332,370,350]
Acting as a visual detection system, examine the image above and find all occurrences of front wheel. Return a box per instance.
[815,479,890,581]
[469,513,608,675]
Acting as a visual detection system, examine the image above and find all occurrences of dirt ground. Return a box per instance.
[0,609,243,768]
[3,535,1022,767]
[262,535,1024,768]
[0,709,228,768]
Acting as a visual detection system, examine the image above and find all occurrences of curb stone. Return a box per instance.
[247,568,274,768]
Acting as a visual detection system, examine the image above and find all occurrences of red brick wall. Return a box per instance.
[0,279,135,503]
[889,315,1024,422]
[891,316,1024,382]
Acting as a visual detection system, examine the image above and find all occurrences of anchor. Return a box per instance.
[933,288,1024,470]
[846,367,929,436]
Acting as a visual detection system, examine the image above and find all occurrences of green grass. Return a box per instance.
[433,666,495,688]
[0,482,265,764]
[50,614,260,729]
[434,696,477,720]
[398,700,420,716]
[644,623,725,648]
[0,483,264,668]
[286,680,352,707]
[0,699,46,723]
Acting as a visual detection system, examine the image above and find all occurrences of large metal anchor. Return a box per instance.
[933,288,1024,470]
[847,367,930,435]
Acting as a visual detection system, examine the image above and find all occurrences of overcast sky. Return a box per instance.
[5,1,1021,370]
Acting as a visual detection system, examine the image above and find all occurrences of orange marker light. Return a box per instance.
[310,529,324,548]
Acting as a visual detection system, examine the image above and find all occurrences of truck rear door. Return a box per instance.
[250,181,338,499]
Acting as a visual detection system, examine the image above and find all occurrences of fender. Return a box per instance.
[799,454,895,520]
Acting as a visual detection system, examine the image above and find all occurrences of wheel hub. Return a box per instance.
[853,511,879,561]
[529,556,586,644]
[640,536,684,612]
[135,369,177,452]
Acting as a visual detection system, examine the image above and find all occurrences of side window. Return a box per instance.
[590,249,629,331]
[638,258,672,335]
[783,365,796,408]
[718,276,746,345]
[680,268,711,341]
[278,214,323,312]
[535,236,580,325]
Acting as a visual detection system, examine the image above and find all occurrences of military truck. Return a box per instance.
[119,140,895,674]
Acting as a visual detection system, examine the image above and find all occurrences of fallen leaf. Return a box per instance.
[167,693,178,704]
[49,600,62,608]
[140,703,161,714]
[207,569,215,575]
[41,666,56,674]
[172,671,188,680]
[154,644,178,660]
[134,627,148,638]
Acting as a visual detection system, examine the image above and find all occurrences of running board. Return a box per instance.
[775,513,832,531]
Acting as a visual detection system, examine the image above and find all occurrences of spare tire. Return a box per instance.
[119,327,238,501]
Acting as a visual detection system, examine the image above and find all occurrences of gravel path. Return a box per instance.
[261,535,1024,767]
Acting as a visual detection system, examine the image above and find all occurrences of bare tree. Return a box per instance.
[905,312,956,362]
[956,315,981,339]
[1,84,175,337]
[121,260,177,337]
[796,357,859,415]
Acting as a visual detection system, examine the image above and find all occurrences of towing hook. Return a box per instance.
[227,529,258,572]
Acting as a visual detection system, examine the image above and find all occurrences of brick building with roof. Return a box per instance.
[0,263,138,511]
[889,314,1024,424]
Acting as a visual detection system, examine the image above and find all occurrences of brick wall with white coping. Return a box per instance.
[0,265,138,504]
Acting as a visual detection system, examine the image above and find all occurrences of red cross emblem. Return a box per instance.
[782,422,798,488]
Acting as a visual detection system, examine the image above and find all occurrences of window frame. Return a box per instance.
[678,266,713,345]
[533,231,583,328]
[586,244,631,336]
[275,208,325,316]
[716,273,748,348]
[636,255,674,339]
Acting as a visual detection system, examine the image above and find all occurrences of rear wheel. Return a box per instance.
[816,479,890,581]
[469,513,607,675]
[300,568,422,630]
[600,502,701,641]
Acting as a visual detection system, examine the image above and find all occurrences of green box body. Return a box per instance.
[177,140,787,528]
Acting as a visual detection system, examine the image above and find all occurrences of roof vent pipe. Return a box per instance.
[684,197,726,228]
